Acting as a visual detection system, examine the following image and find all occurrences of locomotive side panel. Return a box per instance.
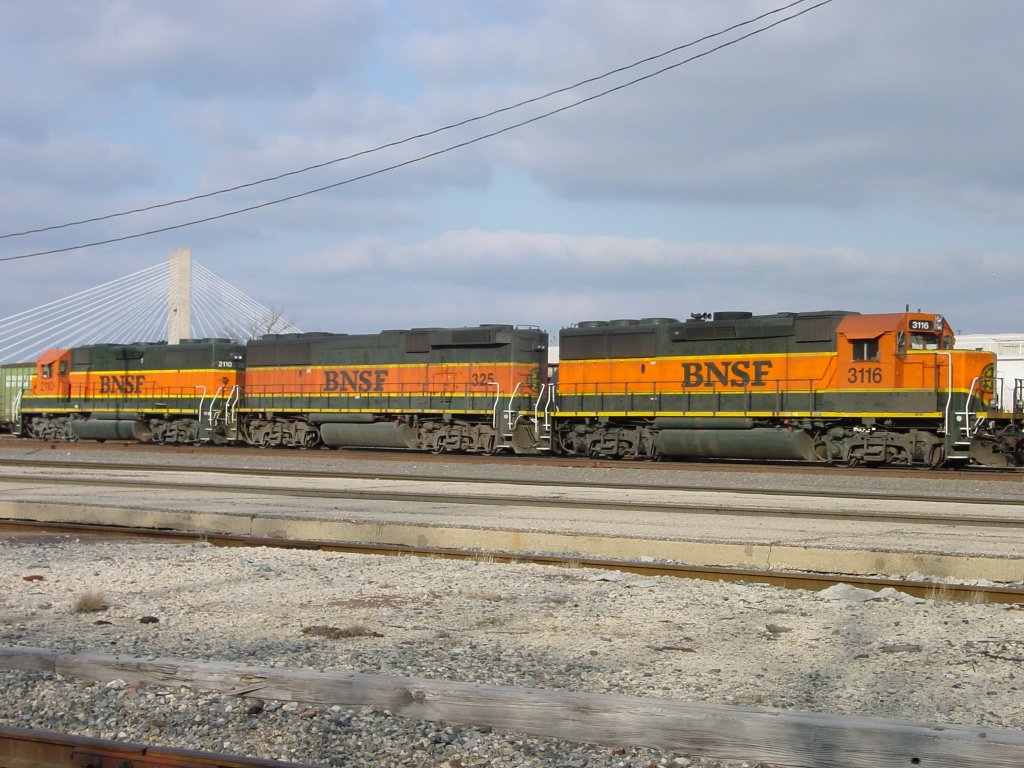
[557,312,849,419]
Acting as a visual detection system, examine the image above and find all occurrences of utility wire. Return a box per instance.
[0,0,819,242]
[0,0,835,263]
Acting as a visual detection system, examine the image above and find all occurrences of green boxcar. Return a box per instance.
[0,363,34,433]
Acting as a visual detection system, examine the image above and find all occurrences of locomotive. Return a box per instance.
[12,309,1024,468]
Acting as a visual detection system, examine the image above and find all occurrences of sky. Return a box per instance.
[1,0,1022,343]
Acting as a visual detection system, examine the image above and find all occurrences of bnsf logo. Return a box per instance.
[681,360,774,387]
[323,369,388,393]
[979,363,995,395]
[99,374,147,394]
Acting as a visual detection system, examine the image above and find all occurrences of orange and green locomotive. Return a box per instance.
[16,339,245,443]
[553,309,1016,466]
[236,324,549,453]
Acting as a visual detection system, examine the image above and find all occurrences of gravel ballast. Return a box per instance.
[2,537,1023,767]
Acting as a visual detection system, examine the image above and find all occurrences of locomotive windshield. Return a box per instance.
[909,333,939,350]
[908,333,953,350]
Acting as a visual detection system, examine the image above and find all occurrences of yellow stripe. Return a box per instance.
[555,411,950,419]
[237,408,494,415]
[562,387,978,396]
[243,392,525,399]
[566,350,832,364]
[248,361,528,372]
[69,367,233,375]
[20,407,197,415]
[24,394,206,400]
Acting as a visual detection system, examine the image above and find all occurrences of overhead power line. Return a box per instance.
[0,0,818,242]
[0,0,835,263]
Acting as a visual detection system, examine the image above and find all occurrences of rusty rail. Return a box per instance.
[0,725,316,768]
[2,519,1022,605]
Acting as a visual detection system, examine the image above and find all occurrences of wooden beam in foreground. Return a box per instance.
[3,645,1022,768]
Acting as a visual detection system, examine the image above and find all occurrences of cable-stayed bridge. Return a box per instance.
[0,250,301,365]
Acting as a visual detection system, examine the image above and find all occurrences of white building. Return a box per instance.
[955,334,1024,411]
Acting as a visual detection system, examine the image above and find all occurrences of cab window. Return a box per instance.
[910,333,939,350]
[41,363,52,379]
[59,360,68,375]
[851,339,879,361]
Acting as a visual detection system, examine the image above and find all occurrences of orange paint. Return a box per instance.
[558,311,996,409]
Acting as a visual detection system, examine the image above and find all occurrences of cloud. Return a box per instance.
[1,0,1023,345]
[277,228,1020,335]
[0,135,158,193]
[300,229,866,281]
[59,1,385,98]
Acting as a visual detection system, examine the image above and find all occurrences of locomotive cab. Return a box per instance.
[835,312,997,463]
[836,312,989,405]
[31,348,71,401]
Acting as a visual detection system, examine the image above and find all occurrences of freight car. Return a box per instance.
[0,362,34,433]
[11,310,1023,468]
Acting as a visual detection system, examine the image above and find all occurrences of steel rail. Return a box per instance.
[2,520,1022,606]
[0,469,1021,529]
[0,725,317,768]
[2,434,1023,479]
[0,456,1021,507]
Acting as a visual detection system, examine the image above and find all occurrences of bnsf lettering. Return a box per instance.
[323,369,388,393]
[99,375,147,394]
[681,360,773,387]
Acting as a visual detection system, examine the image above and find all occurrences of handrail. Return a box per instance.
[207,386,224,427]
[505,382,522,431]
[485,381,501,428]
[962,376,981,439]
[533,383,548,428]
[194,386,207,425]
[223,385,241,431]
[938,352,954,437]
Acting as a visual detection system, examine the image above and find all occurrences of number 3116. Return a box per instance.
[847,367,882,384]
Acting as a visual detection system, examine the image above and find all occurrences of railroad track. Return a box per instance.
[3,434,1023,479]
[0,458,1021,528]
[3,518,1023,606]
[1,456,1020,504]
